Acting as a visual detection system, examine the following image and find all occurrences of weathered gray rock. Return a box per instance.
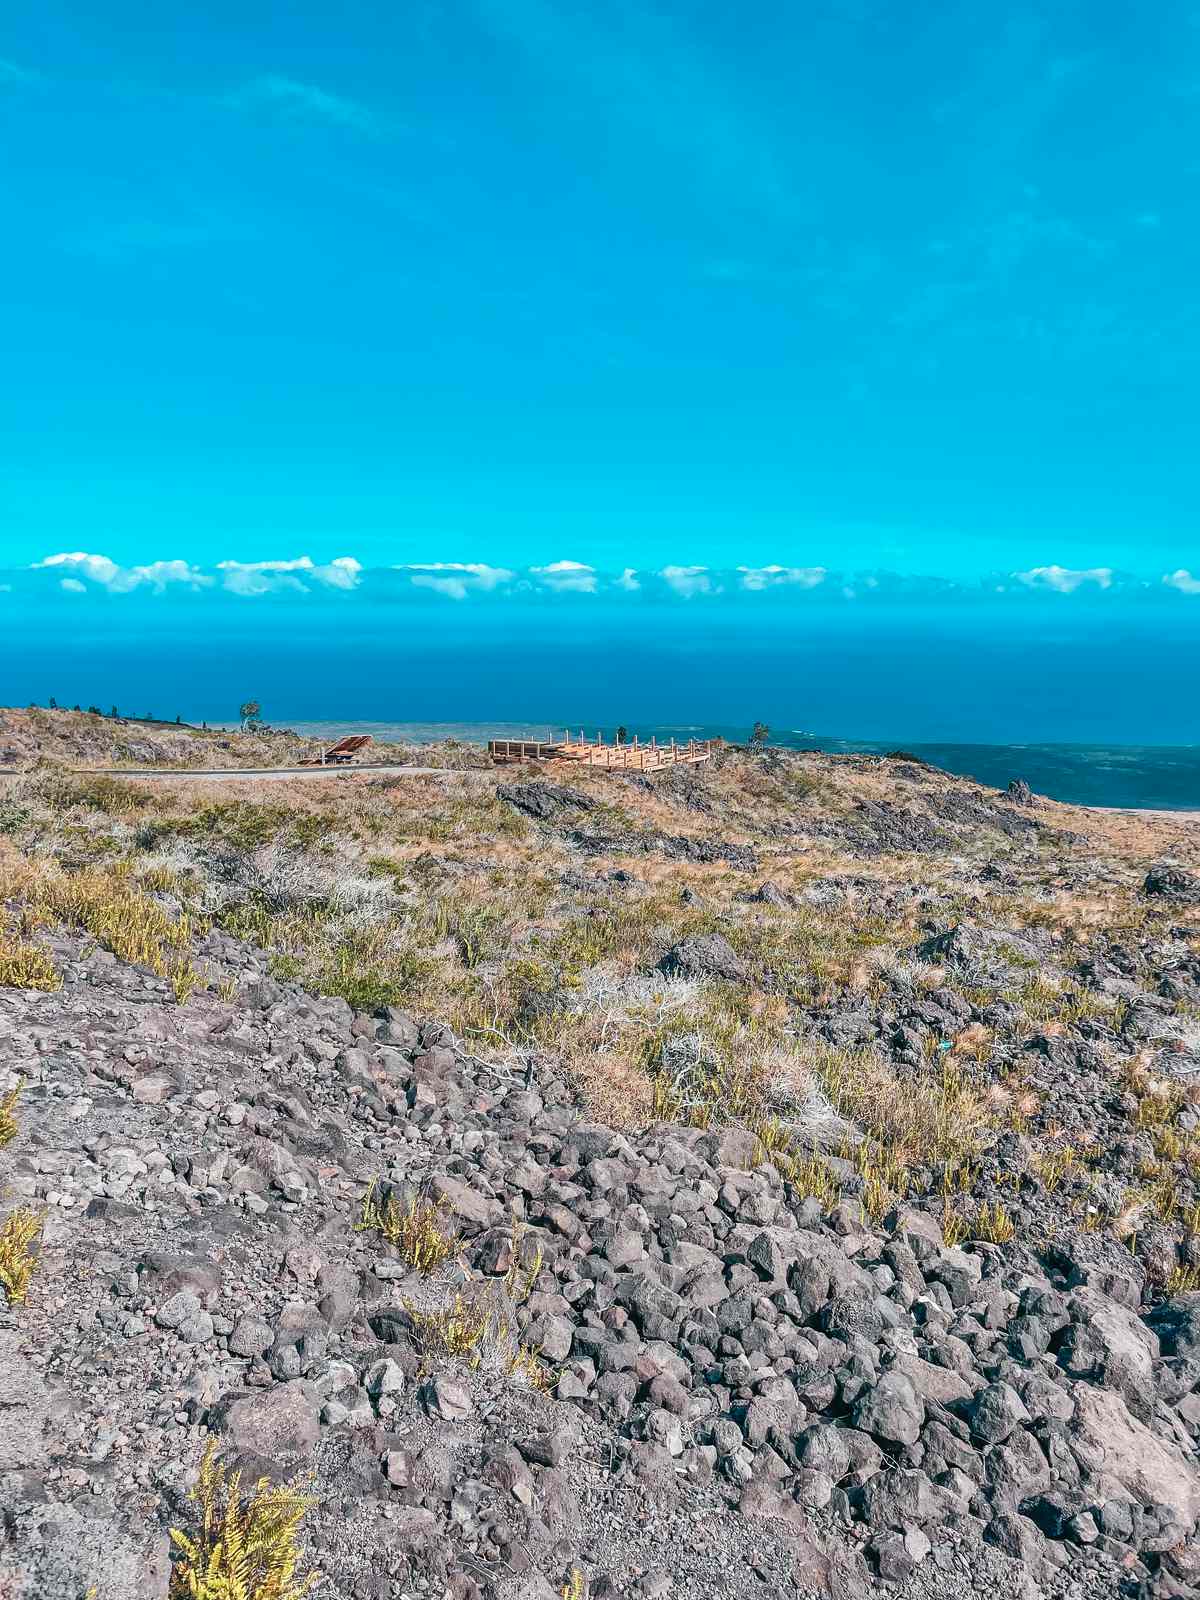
[208,1381,321,1462]
[0,1334,49,1472]
[657,933,747,983]
[0,1503,168,1600]
[966,1381,1031,1445]
[1144,862,1200,900]
[1070,1385,1200,1538]
[852,1372,925,1447]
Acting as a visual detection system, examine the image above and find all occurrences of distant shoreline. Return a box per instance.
[234,721,1200,813]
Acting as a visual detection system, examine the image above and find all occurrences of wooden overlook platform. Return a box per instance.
[488,730,720,772]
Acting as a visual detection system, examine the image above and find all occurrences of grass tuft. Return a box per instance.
[0,931,61,991]
[943,1199,1016,1246]
[1,854,201,1000]
[406,1291,493,1365]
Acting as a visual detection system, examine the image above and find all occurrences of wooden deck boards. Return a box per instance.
[488,733,718,772]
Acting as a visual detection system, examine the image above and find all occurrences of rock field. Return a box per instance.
[1,712,1199,1598]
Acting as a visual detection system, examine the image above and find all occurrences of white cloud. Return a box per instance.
[1163,569,1200,595]
[401,562,514,600]
[660,564,714,597]
[1013,564,1113,594]
[737,564,826,592]
[231,75,379,136]
[215,556,360,595]
[34,551,210,593]
[615,567,640,591]
[315,556,362,590]
[35,551,120,585]
[0,58,40,86]
[60,578,86,593]
[532,560,597,594]
[409,575,471,600]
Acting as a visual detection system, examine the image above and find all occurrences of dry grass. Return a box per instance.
[814,1046,994,1174]
[405,1286,550,1389]
[1,849,202,1001]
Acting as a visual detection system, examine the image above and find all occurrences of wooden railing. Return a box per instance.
[552,732,719,771]
[488,731,720,770]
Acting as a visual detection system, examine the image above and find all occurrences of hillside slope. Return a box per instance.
[1,729,1199,1597]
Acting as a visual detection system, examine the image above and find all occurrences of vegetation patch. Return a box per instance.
[169,1439,317,1600]
[356,1184,460,1273]
[0,1207,42,1305]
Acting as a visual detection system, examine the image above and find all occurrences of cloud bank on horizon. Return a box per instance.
[7,551,1200,606]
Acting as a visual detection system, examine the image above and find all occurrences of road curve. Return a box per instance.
[63,764,492,781]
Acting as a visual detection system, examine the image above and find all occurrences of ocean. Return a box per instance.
[272,720,1200,812]
[9,597,1200,808]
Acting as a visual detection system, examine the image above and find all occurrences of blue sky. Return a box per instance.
[3,0,1200,582]
[3,2,1200,743]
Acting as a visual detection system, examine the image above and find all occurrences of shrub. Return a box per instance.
[39,773,155,816]
[169,1439,316,1600]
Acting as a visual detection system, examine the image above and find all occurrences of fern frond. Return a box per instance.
[169,1441,317,1600]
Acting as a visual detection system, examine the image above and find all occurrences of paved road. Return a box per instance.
[67,764,491,781]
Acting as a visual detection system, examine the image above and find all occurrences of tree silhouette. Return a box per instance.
[749,721,770,751]
[239,700,262,731]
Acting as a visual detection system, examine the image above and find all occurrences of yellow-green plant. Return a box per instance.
[505,1342,554,1392]
[1032,1144,1082,1193]
[502,1219,544,1304]
[0,932,61,992]
[0,1082,20,1146]
[356,1183,459,1274]
[773,1149,842,1209]
[941,1207,967,1249]
[169,1439,317,1600]
[406,1291,493,1366]
[0,1207,42,1304]
[561,1569,585,1600]
[2,857,199,1000]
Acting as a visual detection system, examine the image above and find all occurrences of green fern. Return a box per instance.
[169,1439,317,1600]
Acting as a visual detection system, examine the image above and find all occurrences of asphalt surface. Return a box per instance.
[67,764,489,781]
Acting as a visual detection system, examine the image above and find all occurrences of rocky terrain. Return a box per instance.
[1,711,1199,1598]
[0,706,488,771]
